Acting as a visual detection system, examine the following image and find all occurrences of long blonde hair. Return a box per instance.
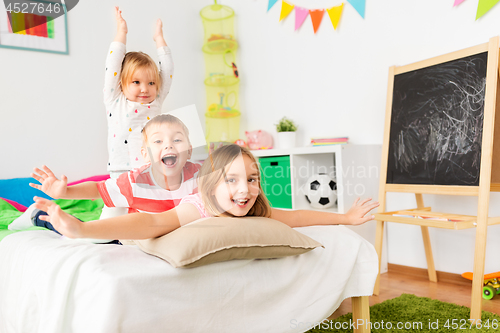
[198,144,271,218]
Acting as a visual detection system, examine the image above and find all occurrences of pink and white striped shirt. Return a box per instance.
[97,162,201,214]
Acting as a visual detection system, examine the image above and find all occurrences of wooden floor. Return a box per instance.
[329,265,500,319]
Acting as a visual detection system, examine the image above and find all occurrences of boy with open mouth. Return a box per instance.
[11,115,201,241]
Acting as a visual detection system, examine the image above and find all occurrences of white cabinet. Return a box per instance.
[252,144,382,214]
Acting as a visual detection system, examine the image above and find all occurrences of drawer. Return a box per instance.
[258,155,292,209]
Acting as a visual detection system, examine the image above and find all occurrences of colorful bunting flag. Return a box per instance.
[476,0,500,19]
[309,9,325,34]
[294,7,309,31]
[267,0,279,12]
[268,1,365,34]
[347,0,366,18]
[326,4,344,30]
[268,0,499,35]
[279,1,295,21]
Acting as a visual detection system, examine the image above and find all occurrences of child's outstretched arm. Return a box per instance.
[270,198,380,228]
[33,197,201,240]
[114,6,127,44]
[30,165,100,200]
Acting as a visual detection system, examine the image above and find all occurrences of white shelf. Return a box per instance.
[251,145,343,157]
[191,145,344,162]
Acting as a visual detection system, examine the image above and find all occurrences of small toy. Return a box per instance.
[232,62,239,78]
[462,271,500,300]
[302,174,337,209]
[208,103,232,114]
[234,139,246,148]
[245,130,274,150]
[207,33,234,42]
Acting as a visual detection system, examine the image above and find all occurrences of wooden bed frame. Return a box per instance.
[352,296,371,333]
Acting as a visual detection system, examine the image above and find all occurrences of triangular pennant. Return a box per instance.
[294,6,309,30]
[476,0,500,19]
[326,4,344,30]
[347,0,366,18]
[309,9,325,34]
[453,0,466,6]
[267,0,279,12]
[280,1,295,21]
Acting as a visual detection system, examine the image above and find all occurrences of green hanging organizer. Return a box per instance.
[200,1,241,144]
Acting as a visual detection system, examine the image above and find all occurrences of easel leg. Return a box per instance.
[421,226,437,282]
[470,215,488,321]
[470,35,498,321]
[373,220,384,295]
[415,194,437,282]
[352,296,370,333]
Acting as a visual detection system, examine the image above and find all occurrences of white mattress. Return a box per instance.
[0,225,378,333]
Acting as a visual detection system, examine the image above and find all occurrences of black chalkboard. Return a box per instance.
[387,52,488,186]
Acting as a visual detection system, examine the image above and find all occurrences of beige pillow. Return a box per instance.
[134,216,323,268]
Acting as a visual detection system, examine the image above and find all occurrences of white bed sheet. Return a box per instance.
[0,225,378,333]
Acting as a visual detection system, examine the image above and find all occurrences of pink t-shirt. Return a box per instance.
[179,193,211,219]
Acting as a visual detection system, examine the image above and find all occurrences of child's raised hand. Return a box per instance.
[153,19,167,48]
[115,6,128,34]
[209,142,224,154]
[29,165,68,199]
[343,198,380,225]
[33,197,83,239]
[153,19,163,42]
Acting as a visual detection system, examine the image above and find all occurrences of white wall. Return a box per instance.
[1,0,500,275]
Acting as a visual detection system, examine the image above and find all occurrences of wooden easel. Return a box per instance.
[374,36,500,321]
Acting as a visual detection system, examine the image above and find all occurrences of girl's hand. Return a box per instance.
[115,6,128,35]
[344,198,380,225]
[153,19,167,48]
[33,197,84,239]
[30,165,68,199]
[153,19,163,42]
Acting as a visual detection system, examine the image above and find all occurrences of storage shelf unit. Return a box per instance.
[252,144,381,214]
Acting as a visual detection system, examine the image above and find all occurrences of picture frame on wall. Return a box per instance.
[0,0,68,55]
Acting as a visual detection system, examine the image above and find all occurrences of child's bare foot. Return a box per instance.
[33,197,84,238]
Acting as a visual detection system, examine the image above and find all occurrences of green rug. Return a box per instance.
[306,294,500,332]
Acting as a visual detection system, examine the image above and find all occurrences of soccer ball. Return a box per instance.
[302,174,337,209]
